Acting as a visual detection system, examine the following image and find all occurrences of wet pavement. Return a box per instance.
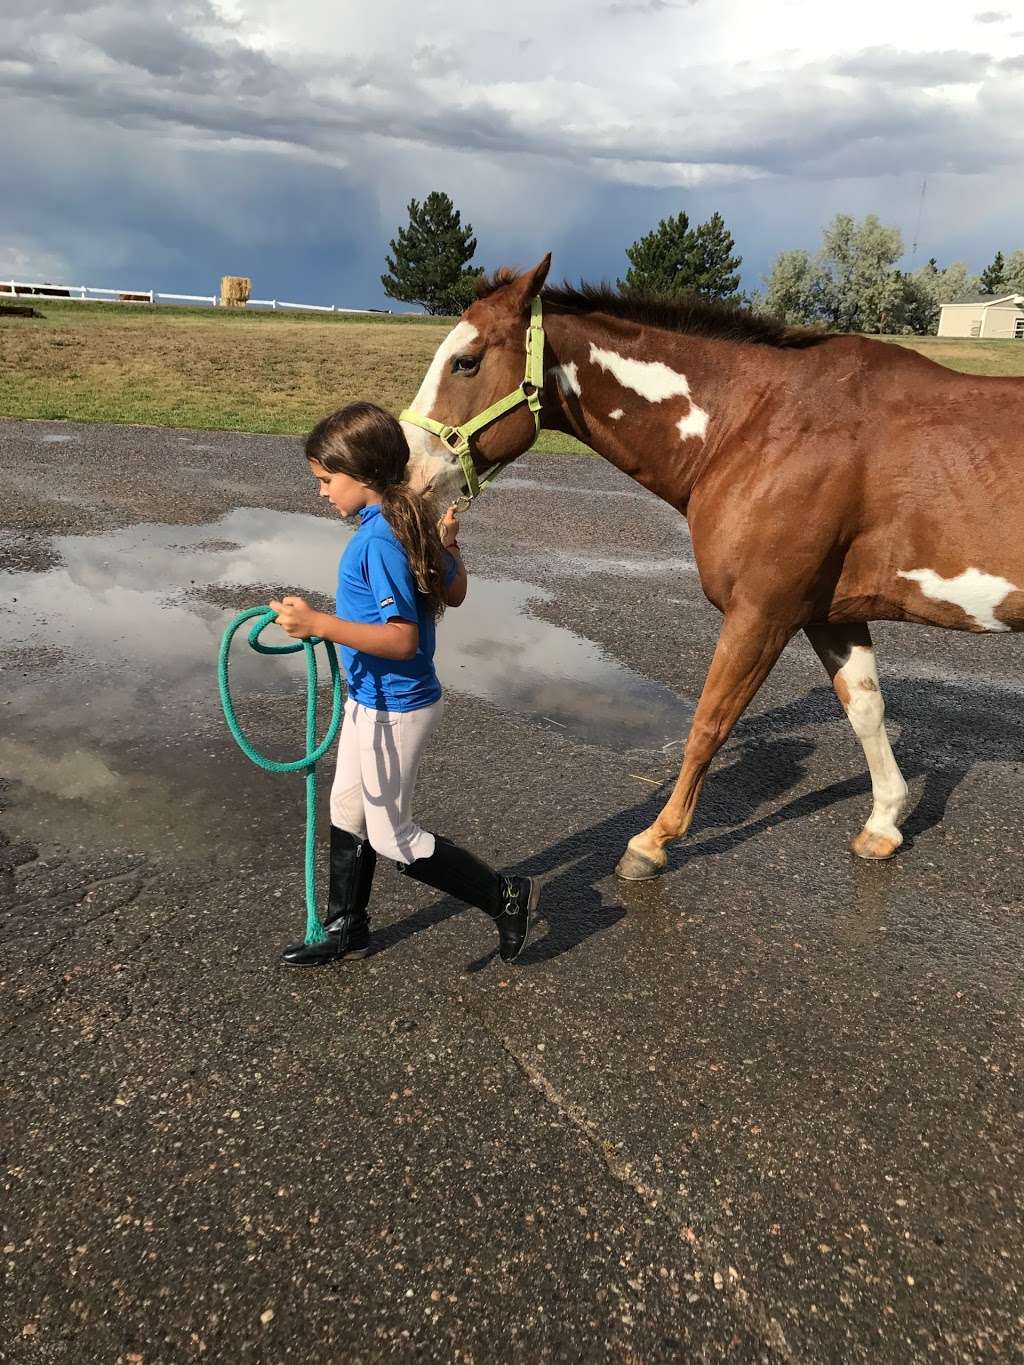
[2,418,1023,1363]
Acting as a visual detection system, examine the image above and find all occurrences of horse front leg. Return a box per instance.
[615,605,796,880]
[804,622,908,860]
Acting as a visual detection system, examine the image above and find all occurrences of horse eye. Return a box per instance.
[452,355,480,374]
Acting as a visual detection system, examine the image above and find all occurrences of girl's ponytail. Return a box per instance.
[380,483,449,621]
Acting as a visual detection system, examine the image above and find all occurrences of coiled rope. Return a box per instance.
[217,607,342,945]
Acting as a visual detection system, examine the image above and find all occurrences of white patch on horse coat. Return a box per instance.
[835,644,908,846]
[548,362,581,398]
[608,408,624,421]
[897,566,1017,632]
[401,319,479,492]
[676,404,709,441]
[589,344,693,403]
[590,343,707,442]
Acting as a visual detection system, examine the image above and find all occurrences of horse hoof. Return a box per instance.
[614,844,667,881]
[851,829,901,861]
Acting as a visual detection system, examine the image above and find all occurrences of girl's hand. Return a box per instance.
[269,596,320,639]
[439,504,461,549]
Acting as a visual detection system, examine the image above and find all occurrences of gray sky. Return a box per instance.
[3,0,1023,306]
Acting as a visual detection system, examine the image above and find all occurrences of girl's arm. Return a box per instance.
[445,545,468,608]
[270,597,418,660]
[439,506,467,608]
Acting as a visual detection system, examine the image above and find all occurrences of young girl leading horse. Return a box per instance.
[270,401,539,967]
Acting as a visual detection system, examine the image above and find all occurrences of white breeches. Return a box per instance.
[329,697,443,864]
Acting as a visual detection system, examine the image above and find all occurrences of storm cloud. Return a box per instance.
[2,0,1022,305]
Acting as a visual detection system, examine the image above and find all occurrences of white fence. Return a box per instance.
[1,278,392,315]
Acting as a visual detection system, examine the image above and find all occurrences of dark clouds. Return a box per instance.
[2,1,1022,303]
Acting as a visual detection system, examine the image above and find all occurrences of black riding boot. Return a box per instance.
[397,834,538,963]
[280,827,376,966]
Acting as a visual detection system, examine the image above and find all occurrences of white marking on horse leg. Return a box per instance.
[609,408,624,421]
[835,644,908,858]
[676,402,709,441]
[401,319,479,493]
[897,566,1017,632]
[548,362,581,397]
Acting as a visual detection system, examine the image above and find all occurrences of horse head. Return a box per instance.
[400,254,551,504]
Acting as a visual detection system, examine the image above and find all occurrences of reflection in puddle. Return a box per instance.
[0,507,691,747]
[1,510,693,830]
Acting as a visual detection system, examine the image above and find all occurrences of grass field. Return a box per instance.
[2,301,1022,453]
[880,333,1024,376]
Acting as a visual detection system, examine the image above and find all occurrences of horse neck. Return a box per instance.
[543,310,746,509]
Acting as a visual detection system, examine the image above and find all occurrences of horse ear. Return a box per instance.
[511,254,552,311]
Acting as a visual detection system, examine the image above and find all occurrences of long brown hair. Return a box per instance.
[305,402,448,620]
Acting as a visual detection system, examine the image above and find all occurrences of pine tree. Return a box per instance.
[619,210,742,300]
[619,211,693,297]
[381,192,483,315]
[978,250,1006,295]
[687,212,742,300]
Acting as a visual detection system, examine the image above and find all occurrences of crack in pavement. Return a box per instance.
[459,995,794,1363]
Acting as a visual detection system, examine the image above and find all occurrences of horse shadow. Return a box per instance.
[365,674,1024,969]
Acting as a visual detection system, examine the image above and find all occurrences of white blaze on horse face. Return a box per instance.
[609,409,624,421]
[548,362,581,398]
[897,566,1017,632]
[589,344,708,443]
[401,320,479,493]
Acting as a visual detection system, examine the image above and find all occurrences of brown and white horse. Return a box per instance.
[400,255,1024,880]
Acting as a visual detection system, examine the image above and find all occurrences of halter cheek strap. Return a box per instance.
[399,297,545,502]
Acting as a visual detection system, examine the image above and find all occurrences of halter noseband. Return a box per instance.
[399,296,545,505]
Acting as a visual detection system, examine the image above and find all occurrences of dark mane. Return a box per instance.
[475,270,827,350]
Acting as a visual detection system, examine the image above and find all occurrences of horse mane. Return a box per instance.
[475,269,827,350]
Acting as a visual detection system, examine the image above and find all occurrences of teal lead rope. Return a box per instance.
[217,607,343,945]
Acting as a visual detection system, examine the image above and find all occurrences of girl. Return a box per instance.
[269,401,539,967]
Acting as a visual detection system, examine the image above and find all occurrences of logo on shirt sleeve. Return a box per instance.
[379,595,395,608]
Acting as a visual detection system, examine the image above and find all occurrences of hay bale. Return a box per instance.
[220,275,252,308]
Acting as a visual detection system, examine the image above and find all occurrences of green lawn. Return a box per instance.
[2,300,1021,452]
[0,299,586,454]
[880,333,1024,377]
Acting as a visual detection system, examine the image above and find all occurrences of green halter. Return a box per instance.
[399,296,545,502]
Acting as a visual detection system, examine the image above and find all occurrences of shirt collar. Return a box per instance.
[359,503,383,526]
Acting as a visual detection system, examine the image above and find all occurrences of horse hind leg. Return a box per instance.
[805,622,908,860]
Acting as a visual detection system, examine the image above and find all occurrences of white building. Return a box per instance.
[937,293,1024,339]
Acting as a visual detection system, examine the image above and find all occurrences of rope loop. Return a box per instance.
[218,606,344,945]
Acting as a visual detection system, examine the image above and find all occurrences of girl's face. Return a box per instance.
[308,459,377,518]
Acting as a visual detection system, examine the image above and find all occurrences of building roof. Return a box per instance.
[942,292,1024,307]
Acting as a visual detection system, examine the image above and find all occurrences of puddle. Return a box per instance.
[0,508,692,848]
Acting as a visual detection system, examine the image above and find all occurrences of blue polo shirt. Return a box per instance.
[336,504,453,712]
